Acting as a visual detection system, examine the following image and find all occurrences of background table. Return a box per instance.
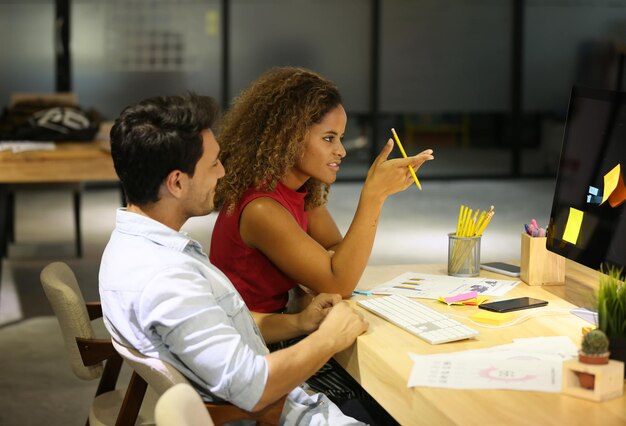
[0,140,118,280]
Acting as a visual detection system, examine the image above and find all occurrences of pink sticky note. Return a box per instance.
[444,291,478,304]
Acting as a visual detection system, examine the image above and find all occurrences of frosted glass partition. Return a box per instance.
[524,0,626,112]
[380,0,511,113]
[230,0,371,113]
[0,0,55,107]
[72,0,222,119]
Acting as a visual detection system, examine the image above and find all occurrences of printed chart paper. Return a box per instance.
[369,272,519,300]
[408,336,578,392]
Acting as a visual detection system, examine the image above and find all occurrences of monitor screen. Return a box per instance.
[547,86,626,271]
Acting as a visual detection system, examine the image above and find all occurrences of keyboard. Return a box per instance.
[357,294,479,344]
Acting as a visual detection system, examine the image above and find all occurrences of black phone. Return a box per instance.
[479,297,548,313]
[480,262,521,277]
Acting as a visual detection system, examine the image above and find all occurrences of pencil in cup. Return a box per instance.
[448,233,481,276]
[448,205,494,276]
[390,128,422,190]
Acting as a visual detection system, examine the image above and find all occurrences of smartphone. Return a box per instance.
[479,297,548,313]
[480,262,521,277]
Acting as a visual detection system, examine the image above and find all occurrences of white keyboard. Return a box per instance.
[357,294,479,344]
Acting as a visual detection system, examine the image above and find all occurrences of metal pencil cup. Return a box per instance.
[447,233,481,277]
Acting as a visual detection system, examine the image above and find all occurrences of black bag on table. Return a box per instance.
[0,100,102,141]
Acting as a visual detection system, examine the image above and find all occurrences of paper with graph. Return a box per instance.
[408,336,578,392]
[369,272,519,300]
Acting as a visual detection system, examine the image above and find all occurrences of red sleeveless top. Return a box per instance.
[210,182,308,312]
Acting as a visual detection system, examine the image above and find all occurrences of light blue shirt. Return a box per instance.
[99,209,363,425]
[99,209,268,410]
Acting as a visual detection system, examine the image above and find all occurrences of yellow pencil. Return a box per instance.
[474,211,486,235]
[391,128,422,190]
[456,205,464,235]
[459,206,468,236]
[476,207,495,235]
[469,209,480,236]
[462,208,472,237]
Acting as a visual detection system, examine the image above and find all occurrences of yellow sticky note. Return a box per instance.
[563,207,583,245]
[437,296,464,306]
[607,164,626,207]
[438,295,490,306]
[470,310,513,325]
[463,296,490,306]
[601,164,621,204]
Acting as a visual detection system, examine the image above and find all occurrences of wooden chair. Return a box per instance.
[155,383,215,426]
[40,261,156,426]
[111,337,286,426]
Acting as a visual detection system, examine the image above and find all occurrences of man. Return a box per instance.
[99,94,369,425]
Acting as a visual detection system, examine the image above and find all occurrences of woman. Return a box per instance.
[211,66,434,314]
[210,67,433,421]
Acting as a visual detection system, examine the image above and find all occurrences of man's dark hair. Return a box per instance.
[110,94,219,205]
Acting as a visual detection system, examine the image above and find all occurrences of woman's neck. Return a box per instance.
[280,169,309,191]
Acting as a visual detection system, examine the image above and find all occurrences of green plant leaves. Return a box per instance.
[597,265,626,337]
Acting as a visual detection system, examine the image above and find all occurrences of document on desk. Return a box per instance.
[0,141,56,153]
[369,272,519,299]
[408,336,578,392]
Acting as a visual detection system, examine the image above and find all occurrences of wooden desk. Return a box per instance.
[0,140,118,276]
[0,140,117,183]
[335,264,625,426]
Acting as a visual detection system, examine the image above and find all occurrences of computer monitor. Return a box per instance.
[547,86,626,271]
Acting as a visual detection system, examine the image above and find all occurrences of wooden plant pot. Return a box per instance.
[578,352,610,389]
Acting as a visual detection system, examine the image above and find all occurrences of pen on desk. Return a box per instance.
[391,128,422,190]
[352,289,372,296]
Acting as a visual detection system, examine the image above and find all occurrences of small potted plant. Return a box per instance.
[578,329,610,389]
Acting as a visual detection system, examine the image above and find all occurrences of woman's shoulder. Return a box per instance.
[238,185,288,210]
[241,196,288,222]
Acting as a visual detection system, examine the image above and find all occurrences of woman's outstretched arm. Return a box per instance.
[240,140,434,297]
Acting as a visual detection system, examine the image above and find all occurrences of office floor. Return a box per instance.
[0,179,555,425]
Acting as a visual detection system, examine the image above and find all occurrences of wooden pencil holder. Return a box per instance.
[520,233,565,286]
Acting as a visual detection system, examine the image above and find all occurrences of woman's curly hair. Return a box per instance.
[214,66,343,213]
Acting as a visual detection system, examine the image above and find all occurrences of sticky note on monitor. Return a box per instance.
[601,164,626,207]
[563,207,583,245]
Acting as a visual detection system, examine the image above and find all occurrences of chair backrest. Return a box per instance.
[111,339,286,426]
[40,261,101,380]
[155,383,215,426]
[111,338,190,396]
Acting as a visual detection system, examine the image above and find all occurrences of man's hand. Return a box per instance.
[297,293,341,334]
[318,301,369,352]
[259,298,368,411]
